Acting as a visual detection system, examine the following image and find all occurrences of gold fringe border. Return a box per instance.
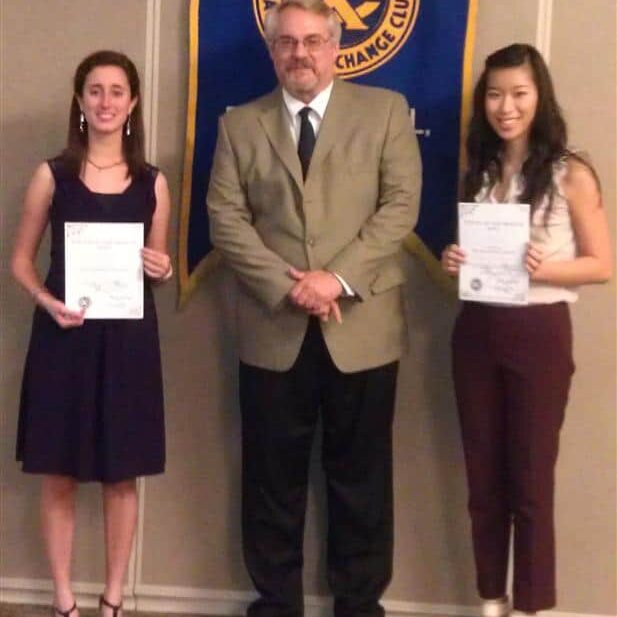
[178,0,208,309]
[404,232,457,295]
[459,0,478,174]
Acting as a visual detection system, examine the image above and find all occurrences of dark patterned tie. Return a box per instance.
[298,107,316,181]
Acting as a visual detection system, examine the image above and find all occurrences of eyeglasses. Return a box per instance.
[273,35,332,54]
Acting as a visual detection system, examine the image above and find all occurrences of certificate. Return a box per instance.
[65,222,144,319]
[458,202,530,305]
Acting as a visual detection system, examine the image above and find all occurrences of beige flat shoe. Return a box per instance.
[482,596,510,617]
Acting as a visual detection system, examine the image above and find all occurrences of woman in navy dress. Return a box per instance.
[11,50,172,617]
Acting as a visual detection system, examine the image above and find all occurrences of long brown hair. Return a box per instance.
[62,50,147,179]
[463,44,567,212]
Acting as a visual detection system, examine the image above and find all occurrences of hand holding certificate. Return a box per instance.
[65,222,144,319]
[458,202,530,305]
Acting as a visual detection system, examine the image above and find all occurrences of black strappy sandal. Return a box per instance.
[51,601,77,616]
[99,595,123,617]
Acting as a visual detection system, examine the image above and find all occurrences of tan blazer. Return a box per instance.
[207,79,422,372]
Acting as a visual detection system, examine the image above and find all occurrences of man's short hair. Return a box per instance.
[264,0,342,45]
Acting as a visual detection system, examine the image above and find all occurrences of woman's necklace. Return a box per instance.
[87,158,125,171]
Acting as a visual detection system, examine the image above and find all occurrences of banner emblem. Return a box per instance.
[253,0,420,78]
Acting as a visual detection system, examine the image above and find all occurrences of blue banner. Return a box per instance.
[179,0,477,304]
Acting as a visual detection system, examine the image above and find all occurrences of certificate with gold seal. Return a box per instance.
[458,202,530,305]
[64,222,144,319]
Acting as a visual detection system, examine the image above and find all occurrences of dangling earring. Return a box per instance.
[125,114,131,137]
[79,111,85,133]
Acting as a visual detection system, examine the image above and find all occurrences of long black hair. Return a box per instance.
[463,44,567,212]
[61,50,147,179]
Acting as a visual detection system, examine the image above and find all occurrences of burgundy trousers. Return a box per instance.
[451,302,574,611]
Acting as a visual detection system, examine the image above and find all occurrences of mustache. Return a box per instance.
[286,59,314,70]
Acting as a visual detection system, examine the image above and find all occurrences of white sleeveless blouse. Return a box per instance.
[475,160,578,304]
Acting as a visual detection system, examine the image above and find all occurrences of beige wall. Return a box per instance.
[1,0,615,614]
[550,1,616,612]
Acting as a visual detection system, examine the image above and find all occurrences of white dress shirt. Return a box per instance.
[282,82,333,145]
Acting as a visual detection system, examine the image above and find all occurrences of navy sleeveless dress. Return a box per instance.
[16,157,165,482]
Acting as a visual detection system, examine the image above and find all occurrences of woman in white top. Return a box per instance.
[441,44,611,616]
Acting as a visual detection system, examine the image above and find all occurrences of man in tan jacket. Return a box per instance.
[207,2,421,616]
